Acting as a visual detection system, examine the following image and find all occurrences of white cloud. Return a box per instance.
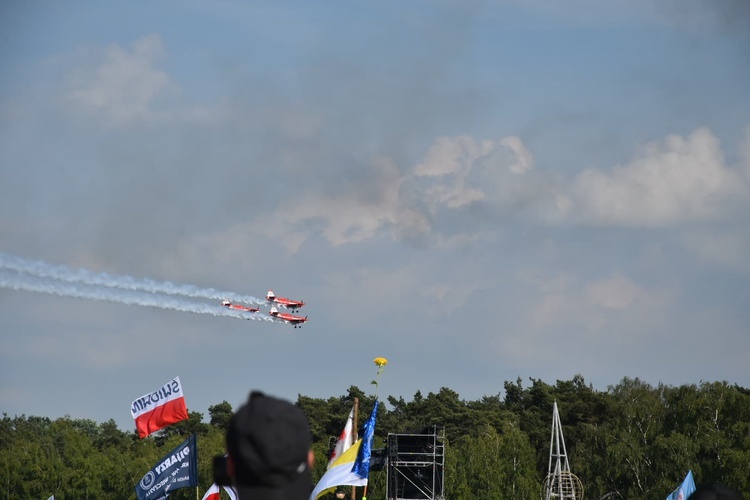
[414,135,495,177]
[570,128,750,226]
[520,270,674,335]
[249,134,539,250]
[494,269,679,375]
[585,273,642,310]
[261,157,430,248]
[414,135,534,211]
[406,126,749,233]
[501,135,534,174]
[215,126,749,254]
[413,135,492,210]
[66,35,175,124]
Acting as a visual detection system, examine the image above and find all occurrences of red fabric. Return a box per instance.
[134,396,188,438]
[201,484,221,500]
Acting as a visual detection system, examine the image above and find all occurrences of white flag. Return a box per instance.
[201,483,237,500]
[327,405,355,469]
[223,485,238,500]
[312,439,368,499]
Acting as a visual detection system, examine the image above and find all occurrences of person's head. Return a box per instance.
[334,489,347,499]
[689,483,743,500]
[225,391,314,499]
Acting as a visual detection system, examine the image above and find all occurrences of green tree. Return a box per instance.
[2,379,750,499]
[208,401,233,430]
[605,377,668,498]
[497,419,539,499]
[157,410,208,443]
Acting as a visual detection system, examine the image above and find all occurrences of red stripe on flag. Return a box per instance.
[201,484,221,500]
[134,396,188,438]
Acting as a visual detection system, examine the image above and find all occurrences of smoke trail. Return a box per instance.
[0,270,277,322]
[0,252,264,305]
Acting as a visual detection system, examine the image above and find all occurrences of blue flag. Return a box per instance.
[135,434,198,500]
[351,400,379,479]
[666,470,696,500]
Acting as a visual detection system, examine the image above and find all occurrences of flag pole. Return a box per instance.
[351,397,358,500]
[361,358,386,500]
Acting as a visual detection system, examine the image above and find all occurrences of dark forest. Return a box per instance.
[2,376,748,499]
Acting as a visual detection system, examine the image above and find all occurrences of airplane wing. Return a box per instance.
[222,300,259,313]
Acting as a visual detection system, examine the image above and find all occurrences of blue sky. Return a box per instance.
[1,0,749,432]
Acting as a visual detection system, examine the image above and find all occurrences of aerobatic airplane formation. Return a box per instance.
[0,252,309,329]
[221,290,308,328]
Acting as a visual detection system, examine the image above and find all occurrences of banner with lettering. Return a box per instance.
[135,434,198,500]
[131,376,189,438]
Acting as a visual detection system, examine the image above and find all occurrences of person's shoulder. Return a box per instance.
[689,483,743,500]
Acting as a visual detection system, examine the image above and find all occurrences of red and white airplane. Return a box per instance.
[269,306,308,328]
[222,300,260,313]
[266,290,305,312]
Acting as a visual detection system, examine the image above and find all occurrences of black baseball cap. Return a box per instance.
[689,483,744,500]
[226,391,313,499]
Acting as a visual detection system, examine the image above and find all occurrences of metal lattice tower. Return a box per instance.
[386,425,445,500]
[542,401,583,500]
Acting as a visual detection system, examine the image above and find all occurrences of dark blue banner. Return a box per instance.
[135,434,198,500]
[352,399,379,479]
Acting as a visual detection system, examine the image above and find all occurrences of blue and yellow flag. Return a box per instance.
[310,400,379,500]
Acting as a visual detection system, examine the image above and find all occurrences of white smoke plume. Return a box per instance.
[0,254,277,322]
[0,252,264,305]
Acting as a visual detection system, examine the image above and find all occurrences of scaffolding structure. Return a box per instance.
[542,401,583,500]
[386,425,445,500]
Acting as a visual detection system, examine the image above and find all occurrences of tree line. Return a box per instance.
[1,375,748,499]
